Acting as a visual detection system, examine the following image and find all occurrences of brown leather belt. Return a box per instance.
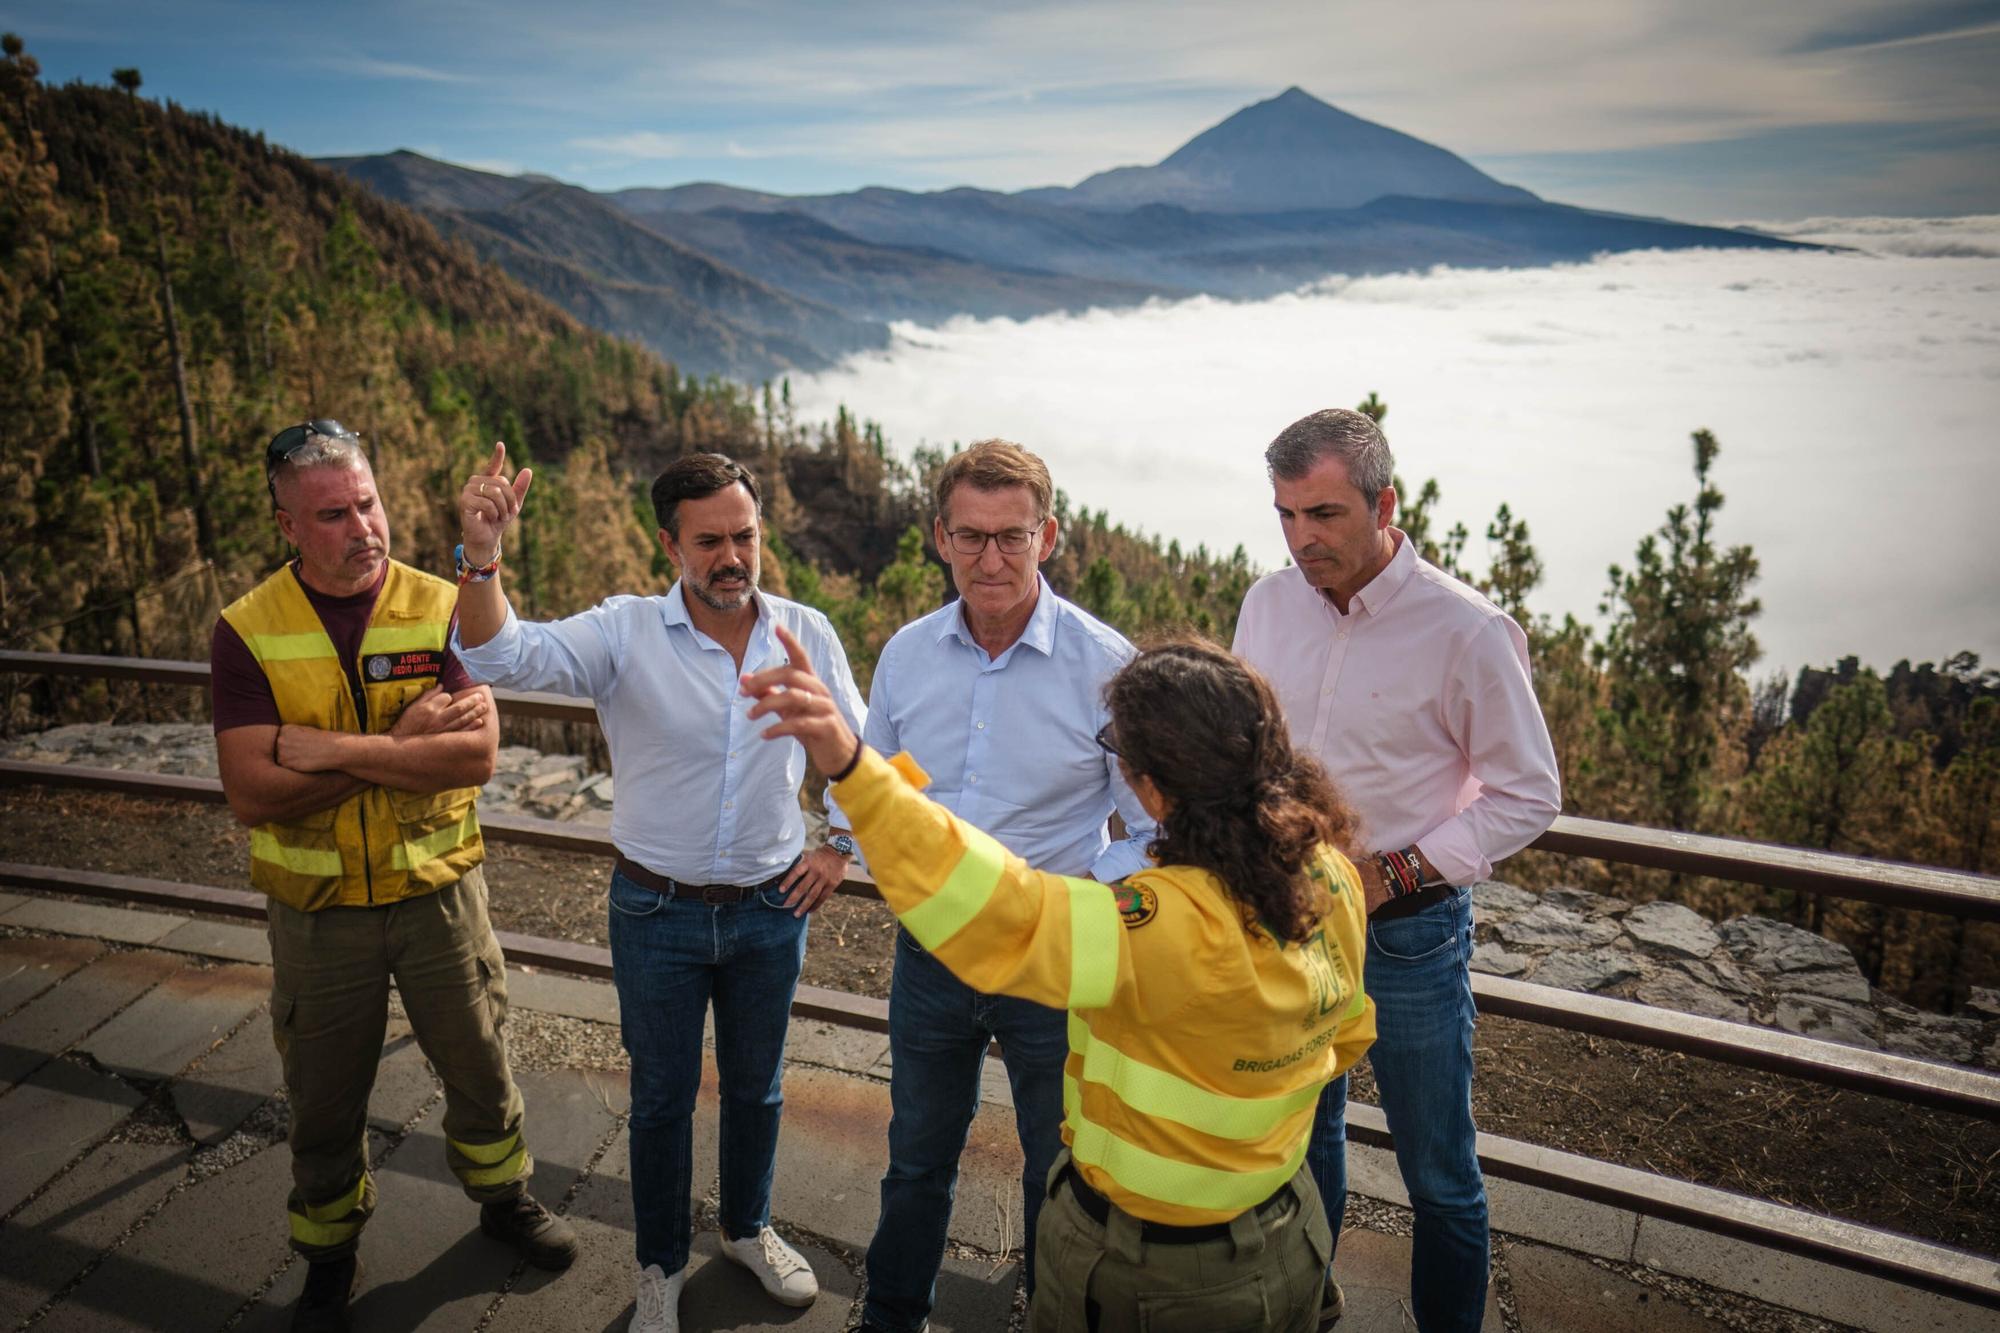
[1370,882,1455,922]
[612,853,797,904]
[1059,1163,1292,1244]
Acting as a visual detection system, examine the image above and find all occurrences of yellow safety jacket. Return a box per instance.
[834,748,1376,1226]
[220,559,484,912]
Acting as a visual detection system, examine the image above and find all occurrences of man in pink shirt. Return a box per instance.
[1232,408,1560,1332]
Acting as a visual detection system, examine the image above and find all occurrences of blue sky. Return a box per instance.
[8,0,1998,219]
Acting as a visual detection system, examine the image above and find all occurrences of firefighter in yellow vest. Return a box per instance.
[743,630,1376,1333]
[212,420,577,1333]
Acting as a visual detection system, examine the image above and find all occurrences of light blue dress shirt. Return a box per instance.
[827,577,1155,882]
[454,584,866,886]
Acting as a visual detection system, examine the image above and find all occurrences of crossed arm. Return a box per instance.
[216,685,498,827]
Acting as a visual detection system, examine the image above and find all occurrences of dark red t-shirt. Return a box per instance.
[210,562,473,733]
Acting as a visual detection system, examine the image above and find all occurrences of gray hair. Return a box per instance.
[1264,409,1394,506]
[268,432,368,507]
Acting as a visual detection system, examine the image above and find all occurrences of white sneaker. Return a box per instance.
[630,1263,684,1333]
[719,1226,818,1307]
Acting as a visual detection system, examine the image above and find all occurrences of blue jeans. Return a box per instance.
[608,866,808,1275]
[1309,885,1485,1333]
[862,929,1069,1332]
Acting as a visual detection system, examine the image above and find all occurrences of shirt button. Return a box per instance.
[723,801,734,810]
[968,774,979,784]
[976,721,986,730]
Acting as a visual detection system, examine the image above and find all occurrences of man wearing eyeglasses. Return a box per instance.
[211,421,576,1333]
[825,439,1156,1333]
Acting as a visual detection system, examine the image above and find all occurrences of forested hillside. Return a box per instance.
[0,41,1251,683]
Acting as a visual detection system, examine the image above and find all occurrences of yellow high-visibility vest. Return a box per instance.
[221,560,484,911]
[834,748,1376,1227]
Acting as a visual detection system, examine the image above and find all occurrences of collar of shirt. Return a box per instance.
[1306,528,1417,624]
[936,573,1060,667]
[658,581,786,671]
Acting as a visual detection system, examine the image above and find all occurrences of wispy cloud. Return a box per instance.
[318,55,474,85]
[566,130,692,160]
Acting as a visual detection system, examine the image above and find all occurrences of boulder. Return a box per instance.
[1674,956,1758,997]
[1772,996,1879,1050]
[1471,880,1538,922]
[1469,941,1532,978]
[1529,948,1642,994]
[1497,904,1621,950]
[1621,902,1721,960]
[1634,971,1751,1024]
[1879,1004,1982,1066]
[1717,917,1870,1002]
[1542,887,1629,918]
[1963,987,2000,1022]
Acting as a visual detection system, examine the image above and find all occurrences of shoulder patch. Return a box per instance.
[1113,881,1158,929]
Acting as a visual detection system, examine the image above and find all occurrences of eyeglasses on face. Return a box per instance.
[1094,722,1122,757]
[265,419,359,469]
[945,526,1037,556]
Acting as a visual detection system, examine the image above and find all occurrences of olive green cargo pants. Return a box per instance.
[267,867,530,1259]
[1031,1151,1331,1333]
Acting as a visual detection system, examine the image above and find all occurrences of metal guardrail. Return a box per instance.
[9,649,1996,921]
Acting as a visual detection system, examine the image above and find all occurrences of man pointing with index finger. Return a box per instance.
[452,448,866,1333]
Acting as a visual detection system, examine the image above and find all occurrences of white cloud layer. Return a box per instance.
[790,218,2000,676]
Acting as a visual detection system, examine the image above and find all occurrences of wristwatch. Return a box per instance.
[827,832,858,861]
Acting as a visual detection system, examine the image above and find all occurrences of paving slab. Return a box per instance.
[174,1006,285,1145]
[677,1232,862,1332]
[35,1134,298,1332]
[1505,1241,1730,1332]
[0,933,105,1017]
[486,1127,637,1333]
[781,1017,890,1078]
[768,1062,1025,1258]
[0,1057,146,1215]
[155,917,272,964]
[1329,1227,1504,1332]
[275,1067,625,1333]
[0,947,186,1090]
[2,897,190,946]
[505,965,621,1024]
[1632,1215,2000,1333]
[0,1137,188,1328]
[369,1029,445,1133]
[931,1253,1021,1333]
[0,890,26,916]
[82,960,271,1083]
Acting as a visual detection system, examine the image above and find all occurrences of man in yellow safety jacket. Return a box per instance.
[212,420,576,1332]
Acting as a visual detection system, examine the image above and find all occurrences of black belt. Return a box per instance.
[1059,1164,1291,1245]
[1371,882,1454,922]
[612,853,797,904]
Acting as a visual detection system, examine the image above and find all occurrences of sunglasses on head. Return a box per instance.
[265,419,359,469]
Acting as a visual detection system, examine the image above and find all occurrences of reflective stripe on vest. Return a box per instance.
[1063,877,1119,1010]
[389,804,479,871]
[1063,1075,1313,1213]
[251,828,344,878]
[1066,1014,1324,1142]
[242,630,339,663]
[900,827,1006,951]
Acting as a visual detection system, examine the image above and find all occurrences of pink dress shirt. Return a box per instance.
[1232,531,1561,885]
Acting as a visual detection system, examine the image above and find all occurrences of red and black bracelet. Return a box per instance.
[1377,847,1425,899]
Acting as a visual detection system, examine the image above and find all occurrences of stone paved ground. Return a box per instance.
[0,896,1994,1333]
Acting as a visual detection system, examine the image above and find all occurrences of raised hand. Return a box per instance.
[458,441,534,564]
[740,624,862,779]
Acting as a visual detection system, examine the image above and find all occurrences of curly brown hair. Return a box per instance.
[1105,638,1361,943]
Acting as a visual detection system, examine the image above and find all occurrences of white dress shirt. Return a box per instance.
[454,585,866,886]
[827,577,1156,881]
[1233,532,1560,884]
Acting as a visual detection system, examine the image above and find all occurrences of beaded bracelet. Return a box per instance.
[455,541,502,585]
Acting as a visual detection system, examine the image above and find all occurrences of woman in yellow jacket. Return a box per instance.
[745,629,1375,1333]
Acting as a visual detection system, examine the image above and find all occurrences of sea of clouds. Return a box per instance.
[790,217,2000,677]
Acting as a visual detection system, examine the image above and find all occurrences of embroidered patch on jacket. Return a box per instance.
[363,650,443,683]
[1114,882,1158,929]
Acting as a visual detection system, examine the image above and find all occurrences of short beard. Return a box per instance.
[687,563,757,612]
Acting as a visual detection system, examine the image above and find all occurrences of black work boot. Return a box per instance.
[479,1192,579,1271]
[1319,1274,1346,1327]
[291,1254,360,1332]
